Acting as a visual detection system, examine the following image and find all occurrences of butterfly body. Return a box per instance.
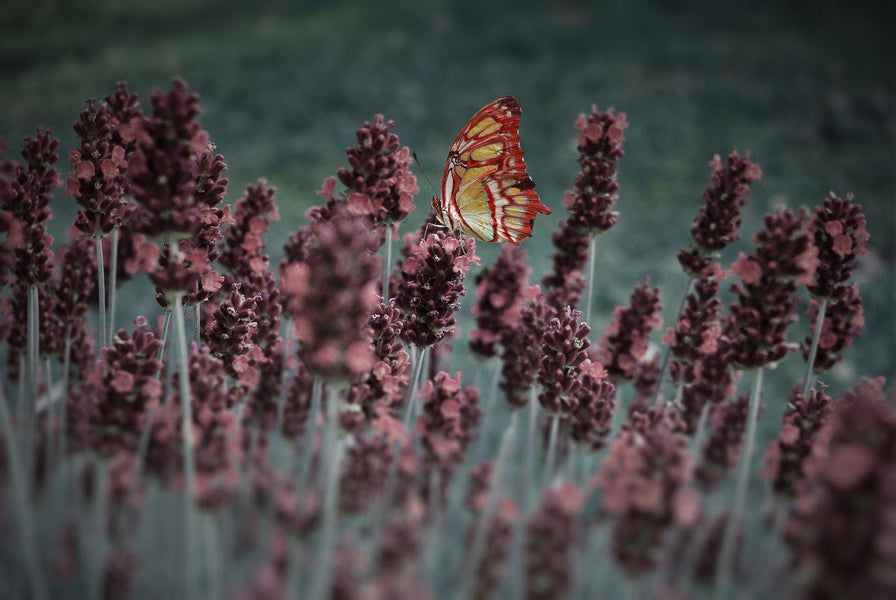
[434,97,550,245]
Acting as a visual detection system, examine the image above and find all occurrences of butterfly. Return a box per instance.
[433,96,550,245]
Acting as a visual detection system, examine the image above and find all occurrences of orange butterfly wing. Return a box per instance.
[436,97,550,245]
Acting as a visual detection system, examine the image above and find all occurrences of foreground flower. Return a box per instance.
[786,377,895,599]
[525,483,582,600]
[596,406,697,574]
[280,208,380,379]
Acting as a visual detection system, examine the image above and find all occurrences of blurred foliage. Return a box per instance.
[1,0,892,412]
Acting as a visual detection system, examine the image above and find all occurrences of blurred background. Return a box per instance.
[2,0,893,395]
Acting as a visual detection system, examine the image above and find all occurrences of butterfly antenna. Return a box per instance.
[413,152,439,199]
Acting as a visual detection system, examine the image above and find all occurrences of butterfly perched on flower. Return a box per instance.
[433,97,550,245]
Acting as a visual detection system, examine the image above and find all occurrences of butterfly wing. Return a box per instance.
[437,97,550,245]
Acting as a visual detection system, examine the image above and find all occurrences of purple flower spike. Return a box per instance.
[537,305,591,417]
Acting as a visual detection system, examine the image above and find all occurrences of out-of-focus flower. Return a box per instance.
[696,394,752,488]
[525,483,583,600]
[787,377,896,599]
[280,208,380,379]
[569,358,615,451]
[470,244,532,358]
[419,371,481,498]
[499,288,551,408]
[596,406,697,574]
[394,229,478,348]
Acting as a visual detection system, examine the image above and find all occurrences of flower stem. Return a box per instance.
[542,413,560,487]
[108,227,119,341]
[306,385,344,600]
[584,233,598,327]
[653,277,693,405]
[382,221,393,301]
[714,366,764,598]
[296,377,323,500]
[463,410,519,598]
[523,386,539,513]
[95,216,107,349]
[172,292,197,598]
[0,386,47,600]
[801,298,828,398]
[402,345,427,428]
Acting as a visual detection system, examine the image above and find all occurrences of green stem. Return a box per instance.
[95,216,107,349]
[172,292,196,598]
[584,233,597,327]
[306,386,344,600]
[542,413,560,487]
[714,367,764,598]
[523,386,539,513]
[463,410,519,599]
[801,298,828,398]
[402,345,427,428]
[296,377,323,499]
[0,386,47,600]
[108,227,119,341]
[59,326,72,462]
[382,221,393,301]
[653,276,694,405]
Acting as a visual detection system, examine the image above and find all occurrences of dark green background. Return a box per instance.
[2,0,893,392]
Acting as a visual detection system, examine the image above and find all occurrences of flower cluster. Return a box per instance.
[66,98,129,236]
[203,283,264,388]
[596,406,698,574]
[1,130,61,371]
[725,208,819,369]
[280,208,380,379]
[499,289,552,408]
[525,483,582,600]
[125,79,229,306]
[665,274,722,386]
[695,394,751,488]
[677,151,761,277]
[346,300,410,420]
[806,192,869,300]
[762,385,832,498]
[469,244,532,358]
[569,358,615,451]
[418,371,481,492]
[394,229,478,348]
[787,378,896,599]
[79,317,164,455]
[592,278,662,381]
[541,107,626,309]
[537,306,591,416]
[334,114,418,226]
